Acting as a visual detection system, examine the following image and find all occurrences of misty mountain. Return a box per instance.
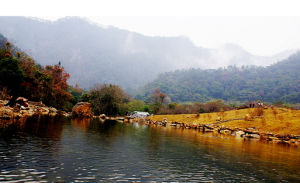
[0,16,295,91]
[137,52,300,103]
[0,33,25,57]
[207,43,295,67]
[0,34,8,48]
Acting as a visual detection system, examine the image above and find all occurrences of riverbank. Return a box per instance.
[0,99,70,119]
[146,107,300,145]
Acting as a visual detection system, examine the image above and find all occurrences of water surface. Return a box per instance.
[0,116,299,182]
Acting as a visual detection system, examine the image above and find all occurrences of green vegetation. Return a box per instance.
[0,56,24,96]
[79,84,151,115]
[156,100,234,115]
[88,84,129,115]
[1,17,293,92]
[69,84,84,106]
[1,33,299,116]
[0,39,71,110]
[137,52,300,104]
[122,100,149,113]
[0,36,153,115]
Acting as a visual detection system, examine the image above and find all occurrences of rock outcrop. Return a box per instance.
[0,98,69,119]
[72,102,93,118]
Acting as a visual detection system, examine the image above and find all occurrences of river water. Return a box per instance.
[0,116,299,182]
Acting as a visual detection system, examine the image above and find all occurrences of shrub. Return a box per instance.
[89,84,129,115]
[168,103,176,109]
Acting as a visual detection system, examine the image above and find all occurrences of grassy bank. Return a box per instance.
[148,107,300,135]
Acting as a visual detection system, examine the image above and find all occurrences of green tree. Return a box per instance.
[121,100,146,113]
[89,84,129,115]
[0,41,72,110]
[69,84,84,105]
[0,57,24,96]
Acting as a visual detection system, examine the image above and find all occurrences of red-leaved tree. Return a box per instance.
[151,88,168,104]
[43,64,71,109]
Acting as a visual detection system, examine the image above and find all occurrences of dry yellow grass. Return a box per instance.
[148,107,300,135]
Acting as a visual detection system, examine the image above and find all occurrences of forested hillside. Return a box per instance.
[137,52,300,103]
[0,33,72,110]
[0,17,294,92]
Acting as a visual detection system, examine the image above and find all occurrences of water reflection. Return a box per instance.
[0,117,299,182]
[71,118,91,131]
[141,125,300,182]
[0,115,65,140]
[0,116,67,182]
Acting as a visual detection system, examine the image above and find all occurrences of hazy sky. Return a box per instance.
[37,16,300,56]
[2,0,300,56]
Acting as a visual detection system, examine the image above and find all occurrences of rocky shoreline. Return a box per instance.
[0,99,70,120]
[126,118,300,146]
[2,99,299,146]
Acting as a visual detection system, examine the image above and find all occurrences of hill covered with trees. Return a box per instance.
[0,34,159,115]
[137,52,300,104]
[0,17,294,92]
[0,34,72,110]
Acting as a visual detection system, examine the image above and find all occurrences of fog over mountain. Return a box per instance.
[137,51,300,103]
[0,16,295,91]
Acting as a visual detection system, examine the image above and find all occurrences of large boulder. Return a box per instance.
[16,97,29,107]
[72,102,93,118]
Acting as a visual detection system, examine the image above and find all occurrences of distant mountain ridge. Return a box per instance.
[137,52,300,103]
[0,16,296,91]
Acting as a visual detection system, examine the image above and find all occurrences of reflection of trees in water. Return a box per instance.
[142,126,300,182]
[0,116,67,170]
[0,118,27,138]
[96,120,141,144]
[144,126,162,151]
[71,118,139,145]
[1,115,66,140]
[1,117,299,182]
[23,115,65,140]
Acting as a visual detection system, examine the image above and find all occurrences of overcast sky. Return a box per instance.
[2,0,300,56]
[36,16,300,56]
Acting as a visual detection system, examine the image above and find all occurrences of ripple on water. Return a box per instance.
[1,118,300,182]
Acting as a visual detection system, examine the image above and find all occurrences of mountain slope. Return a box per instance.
[0,34,8,48]
[137,52,300,103]
[0,16,295,91]
[0,33,26,57]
